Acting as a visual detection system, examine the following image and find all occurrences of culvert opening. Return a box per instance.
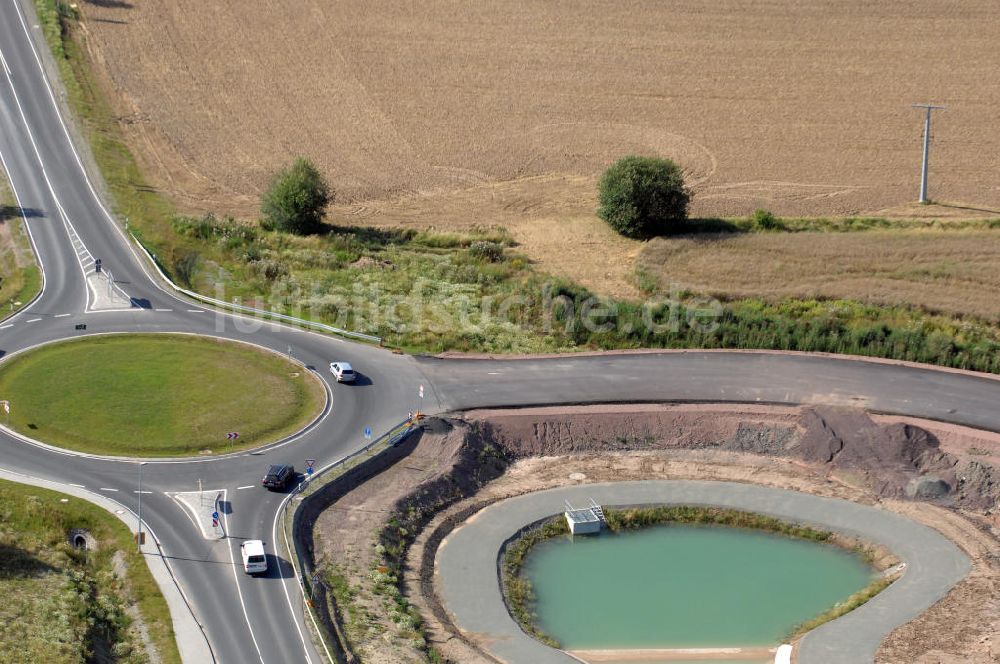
[68,529,95,551]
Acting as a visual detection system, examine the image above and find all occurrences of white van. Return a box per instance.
[240,539,267,575]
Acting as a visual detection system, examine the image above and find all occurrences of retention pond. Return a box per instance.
[523,524,874,658]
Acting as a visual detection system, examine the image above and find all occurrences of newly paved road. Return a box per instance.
[437,481,971,664]
[0,0,996,661]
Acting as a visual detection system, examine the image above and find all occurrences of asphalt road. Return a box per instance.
[1,0,998,662]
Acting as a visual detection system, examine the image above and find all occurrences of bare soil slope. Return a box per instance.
[81,0,1000,220]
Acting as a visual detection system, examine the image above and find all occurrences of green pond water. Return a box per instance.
[523,524,874,650]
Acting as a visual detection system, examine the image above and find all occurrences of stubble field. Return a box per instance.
[76,1,1000,296]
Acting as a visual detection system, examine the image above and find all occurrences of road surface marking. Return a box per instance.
[99,487,118,492]
[236,485,255,490]
[133,490,153,494]
[54,313,70,317]
[155,308,172,312]
[487,371,501,374]
[26,318,40,323]
[222,500,267,664]
[187,309,205,313]
[0,324,13,330]
[274,493,317,663]
[69,483,85,488]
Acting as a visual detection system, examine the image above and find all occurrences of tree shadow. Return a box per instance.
[0,543,58,579]
[83,0,134,8]
[0,205,44,222]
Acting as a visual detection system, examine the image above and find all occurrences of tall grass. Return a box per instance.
[0,479,180,663]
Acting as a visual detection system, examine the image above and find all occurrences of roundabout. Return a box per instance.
[0,333,326,456]
[0,2,998,661]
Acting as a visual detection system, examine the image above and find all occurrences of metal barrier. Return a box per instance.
[280,419,419,662]
[130,233,383,344]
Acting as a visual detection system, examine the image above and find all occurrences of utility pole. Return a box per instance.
[912,104,945,204]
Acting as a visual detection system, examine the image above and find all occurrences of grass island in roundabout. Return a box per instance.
[0,333,326,457]
[436,481,970,664]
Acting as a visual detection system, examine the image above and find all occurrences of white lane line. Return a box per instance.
[236,485,255,490]
[187,309,205,313]
[99,487,118,492]
[54,313,70,318]
[25,318,40,323]
[133,490,153,494]
[274,493,317,663]
[221,495,266,664]
[0,324,12,330]
[69,483,85,488]
[0,44,10,76]
[155,308,173,312]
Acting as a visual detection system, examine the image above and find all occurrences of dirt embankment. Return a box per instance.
[311,405,1000,664]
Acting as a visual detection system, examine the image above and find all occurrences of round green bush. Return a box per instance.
[261,157,331,235]
[597,156,690,238]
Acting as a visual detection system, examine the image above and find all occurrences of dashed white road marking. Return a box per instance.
[236,485,255,490]
[54,313,70,318]
[187,309,205,313]
[99,487,118,492]
[133,490,153,494]
[155,308,173,312]
[26,317,40,323]
[69,483,85,488]
[0,324,13,330]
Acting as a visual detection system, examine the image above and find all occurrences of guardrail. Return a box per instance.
[280,419,420,662]
[130,233,383,344]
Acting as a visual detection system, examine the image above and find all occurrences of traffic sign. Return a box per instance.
[364,426,372,439]
[212,511,219,520]
[419,384,424,399]
[305,458,316,468]
[226,432,239,440]
[307,467,314,475]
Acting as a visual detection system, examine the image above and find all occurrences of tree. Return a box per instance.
[597,156,690,238]
[261,158,331,235]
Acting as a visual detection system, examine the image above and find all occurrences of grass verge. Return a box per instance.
[0,478,179,663]
[0,168,41,317]
[0,334,324,456]
[500,506,894,650]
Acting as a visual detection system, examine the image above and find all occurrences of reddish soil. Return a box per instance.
[309,404,999,663]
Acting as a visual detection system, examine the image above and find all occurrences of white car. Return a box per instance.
[329,361,356,383]
[240,539,267,575]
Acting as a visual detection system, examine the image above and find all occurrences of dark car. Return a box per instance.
[261,464,295,490]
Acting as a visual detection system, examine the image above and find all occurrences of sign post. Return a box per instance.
[305,458,316,476]
[226,432,239,448]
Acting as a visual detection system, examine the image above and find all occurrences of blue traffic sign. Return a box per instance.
[364,426,372,439]
[212,511,219,520]
[307,467,314,475]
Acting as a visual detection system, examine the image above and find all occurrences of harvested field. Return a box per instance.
[75,1,1000,296]
[638,230,1000,321]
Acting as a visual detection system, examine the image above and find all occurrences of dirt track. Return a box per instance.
[80,0,1000,221]
[308,404,998,663]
